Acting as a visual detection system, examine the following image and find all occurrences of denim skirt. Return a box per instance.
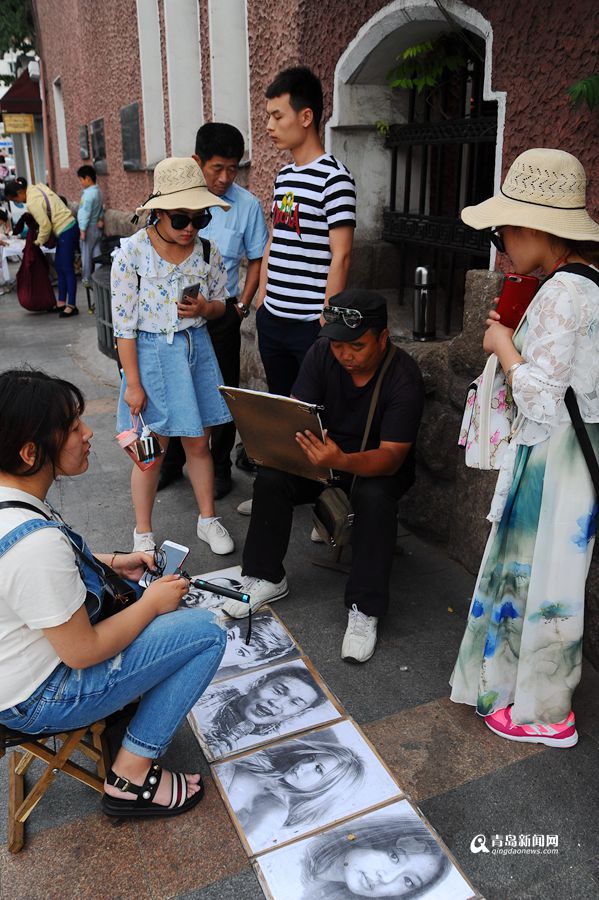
[116,327,232,437]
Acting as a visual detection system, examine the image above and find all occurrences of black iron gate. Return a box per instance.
[382,42,497,334]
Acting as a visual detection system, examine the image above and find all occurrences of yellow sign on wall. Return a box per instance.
[3,113,35,133]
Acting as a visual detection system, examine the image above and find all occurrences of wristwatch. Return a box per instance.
[236,301,250,318]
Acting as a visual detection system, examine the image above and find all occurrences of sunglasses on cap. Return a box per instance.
[164,209,212,231]
[489,227,506,254]
[322,305,384,329]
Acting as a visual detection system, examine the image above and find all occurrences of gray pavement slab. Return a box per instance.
[1,284,599,899]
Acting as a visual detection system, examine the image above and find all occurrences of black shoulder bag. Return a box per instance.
[312,344,397,548]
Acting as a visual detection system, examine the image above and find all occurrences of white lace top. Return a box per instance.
[488,268,599,523]
[511,268,599,444]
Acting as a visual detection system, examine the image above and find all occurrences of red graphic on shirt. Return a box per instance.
[273,191,301,237]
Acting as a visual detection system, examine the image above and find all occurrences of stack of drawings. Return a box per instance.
[183,570,480,900]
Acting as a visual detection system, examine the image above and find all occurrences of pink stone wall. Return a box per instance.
[35,0,599,220]
[245,0,599,218]
[35,0,153,213]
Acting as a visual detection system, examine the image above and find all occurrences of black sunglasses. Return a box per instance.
[322,305,382,329]
[164,209,212,231]
[489,227,506,254]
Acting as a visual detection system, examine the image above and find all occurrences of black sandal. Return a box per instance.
[101,763,204,818]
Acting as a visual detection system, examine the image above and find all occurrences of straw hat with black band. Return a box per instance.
[461,148,599,243]
[132,157,230,223]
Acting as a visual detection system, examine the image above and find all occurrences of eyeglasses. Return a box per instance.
[489,227,506,254]
[164,210,212,231]
[322,306,382,329]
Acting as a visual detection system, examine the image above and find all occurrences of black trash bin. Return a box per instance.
[92,267,119,366]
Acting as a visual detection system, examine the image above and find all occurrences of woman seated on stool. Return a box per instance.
[0,368,226,818]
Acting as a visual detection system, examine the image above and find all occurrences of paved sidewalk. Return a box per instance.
[1,285,598,900]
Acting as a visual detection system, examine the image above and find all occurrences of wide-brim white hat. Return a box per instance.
[461,148,599,242]
[135,157,230,216]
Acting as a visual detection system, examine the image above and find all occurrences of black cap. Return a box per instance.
[320,289,388,341]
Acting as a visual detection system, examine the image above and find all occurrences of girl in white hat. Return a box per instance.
[111,158,235,556]
[450,148,599,747]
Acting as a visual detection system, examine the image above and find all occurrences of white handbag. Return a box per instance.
[458,353,519,469]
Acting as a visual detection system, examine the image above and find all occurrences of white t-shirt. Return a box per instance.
[0,487,86,709]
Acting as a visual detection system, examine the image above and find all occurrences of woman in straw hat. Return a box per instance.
[450,148,599,748]
[111,157,235,556]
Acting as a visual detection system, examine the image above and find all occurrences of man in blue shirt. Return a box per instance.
[158,124,269,497]
[77,164,104,287]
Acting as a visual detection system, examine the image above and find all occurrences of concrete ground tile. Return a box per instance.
[136,775,249,898]
[363,697,542,803]
[176,868,264,900]
[516,864,599,900]
[0,814,149,900]
[420,738,599,900]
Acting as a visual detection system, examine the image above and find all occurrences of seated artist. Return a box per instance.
[223,289,425,663]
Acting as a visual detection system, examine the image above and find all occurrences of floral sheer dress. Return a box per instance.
[451,269,599,724]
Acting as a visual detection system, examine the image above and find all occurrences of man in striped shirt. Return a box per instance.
[256,66,357,397]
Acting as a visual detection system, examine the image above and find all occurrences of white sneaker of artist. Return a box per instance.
[236,499,253,516]
[196,518,235,555]
[341,604,378,663]
[222,575,289,618]
[133,529,156,552]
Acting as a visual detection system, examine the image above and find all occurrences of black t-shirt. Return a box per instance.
[292,338,425,488]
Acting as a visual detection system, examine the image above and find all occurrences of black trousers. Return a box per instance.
[162,299,241,478]
[242,466,406,617]
[256,304,321,397]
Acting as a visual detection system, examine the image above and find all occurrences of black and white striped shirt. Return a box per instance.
[264,154,356,321]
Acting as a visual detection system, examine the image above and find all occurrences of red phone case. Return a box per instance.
[496,273,539,330]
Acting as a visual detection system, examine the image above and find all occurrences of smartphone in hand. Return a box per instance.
[139,540,190,587]
[496,273,539,330]
[180,283,201,305]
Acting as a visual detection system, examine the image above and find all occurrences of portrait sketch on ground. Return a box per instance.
[188,659,343,761]
[255,799,477,900]
[181,564,244,617]
[213,610,300,683]
[214,720,404,855]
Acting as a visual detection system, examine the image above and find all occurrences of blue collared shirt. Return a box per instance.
[202,181,268,298]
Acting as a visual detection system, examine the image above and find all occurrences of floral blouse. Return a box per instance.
[511,268,599,445]
[488,268,599,523]
[111,228,228,343]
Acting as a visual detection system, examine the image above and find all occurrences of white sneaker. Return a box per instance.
[341,604,378,663]
[310,526,325,543]
[197,517,235,555]
[133,529,156,552]
[222,575,289,618]
[237,499,253,516]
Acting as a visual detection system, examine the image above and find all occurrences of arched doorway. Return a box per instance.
[327,0,505,335]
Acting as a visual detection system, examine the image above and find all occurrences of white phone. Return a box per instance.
[139,540,190,587]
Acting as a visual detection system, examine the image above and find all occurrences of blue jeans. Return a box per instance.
[55,221,79,306]
[0,608,225,758]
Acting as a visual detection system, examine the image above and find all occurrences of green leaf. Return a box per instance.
[567,75,599,111]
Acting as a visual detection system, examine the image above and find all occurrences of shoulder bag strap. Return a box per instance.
[564,388,599,498]
[348,344,397,495]
[37,186,53,227]
[0,500,106,577]
[0,500,52,518]
[541,265,599,496]
[359,344,397,454]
